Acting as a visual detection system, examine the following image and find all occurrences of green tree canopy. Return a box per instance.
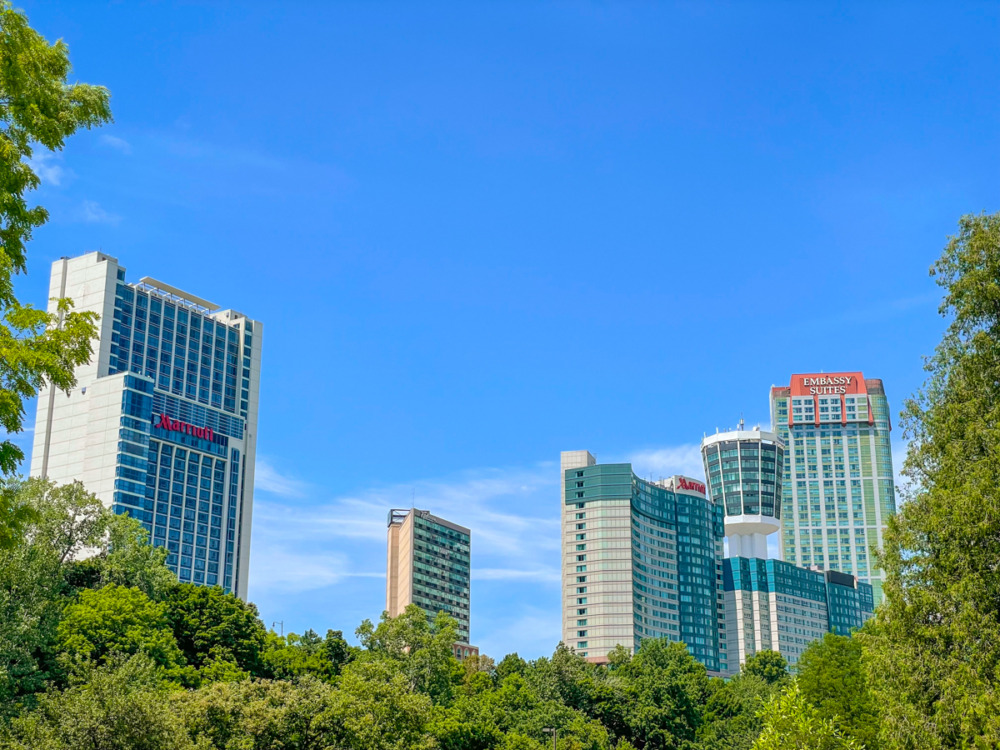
[861,211,1000,748]
[752,683,861,750]
[0,2,110,514]
[797,633,878,749]
[56,584,185,678]
[3,654,197,750]
[739,651,789,687]
[163,583,269,677]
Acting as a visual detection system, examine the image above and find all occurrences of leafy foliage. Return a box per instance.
[861,211,1000,748]
[0,1,110,503]
[752,683,861,750]
[3,655,197,750]
[797,634,877,749]
[739,651,789,687]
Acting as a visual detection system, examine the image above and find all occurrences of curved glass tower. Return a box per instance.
[560,451,727,672]
[701,427,784,558]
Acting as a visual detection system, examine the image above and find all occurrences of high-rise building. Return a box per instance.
[560,451,727,672]
[702,424,873,673]
[386,508,473,651]
[770,373,896,604]
[722,558,874,671]
[701,426,784,558]
[30,252,262,598]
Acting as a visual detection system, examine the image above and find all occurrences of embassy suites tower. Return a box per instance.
[770,373,895,605]
[30,252,262,599]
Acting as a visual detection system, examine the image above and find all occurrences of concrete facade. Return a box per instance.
[386,508,472,646]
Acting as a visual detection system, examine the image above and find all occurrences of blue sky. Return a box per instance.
[10,1,999,659]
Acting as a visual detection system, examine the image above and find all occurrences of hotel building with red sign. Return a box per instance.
[770,372,895,604]
[30,252,262,599]
[560,451,727,672]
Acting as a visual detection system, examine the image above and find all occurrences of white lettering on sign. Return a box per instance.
[802,375,852,395]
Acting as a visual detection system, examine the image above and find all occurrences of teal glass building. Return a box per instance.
[560,451,727,672]
[722,556,874,670]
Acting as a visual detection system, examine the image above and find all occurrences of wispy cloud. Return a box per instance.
[476,607,563,660]
[254,457,310,498]
[78,200,121,225]
[628,443,704,480]
[472,567,560,583]
[100,134,133,155]
[27,151,69,186]
[249,463,561,597]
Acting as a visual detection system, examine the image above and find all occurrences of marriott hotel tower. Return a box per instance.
[770,373,895,605]
[30,252,262,599]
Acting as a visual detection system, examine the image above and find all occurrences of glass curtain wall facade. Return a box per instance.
[30,252,262,598]
[770,373,895,605]
[560,451,727,673]
[386,508,472,644]
[722,556,874,672]
[701,428,784,559]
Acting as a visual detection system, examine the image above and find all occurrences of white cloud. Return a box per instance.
[248,463,561,597]
[472,567,560,583]
[100,134,132,154]
[78,200,121,225]
[254,457,310,498]
[476,608,563,660]
[27,151,68,186]
[249,543,382,594]
[628,443,705,481]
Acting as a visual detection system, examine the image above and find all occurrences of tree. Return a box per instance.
[697,674,775,750]
[609,639,711,750]
[0,479,108,710]
[3,654,197,750]
[357,605,464,704]
[163,582,269,677]
[56,584,185,679]
[319,659,435,750]
[0,2,110,502]
[752,683,861,750]
[797,634,878,748]
[860,211,1000,748]
[173,675,336,750]
[739,651,789,687]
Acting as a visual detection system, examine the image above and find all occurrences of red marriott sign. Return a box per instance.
[154,413,214,442]
[676,477,706,494]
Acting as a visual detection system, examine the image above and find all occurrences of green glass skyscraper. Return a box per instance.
[770,372,896,604]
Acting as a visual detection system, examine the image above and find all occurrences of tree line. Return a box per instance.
[0,476,870,750]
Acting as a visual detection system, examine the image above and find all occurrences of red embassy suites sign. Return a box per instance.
[154,413,214,441]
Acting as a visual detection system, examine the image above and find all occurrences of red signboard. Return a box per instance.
[155,413,214,442]
[789,372,866,396]
[676,477,706,495]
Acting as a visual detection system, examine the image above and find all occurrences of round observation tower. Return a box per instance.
[700,424,785,559]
